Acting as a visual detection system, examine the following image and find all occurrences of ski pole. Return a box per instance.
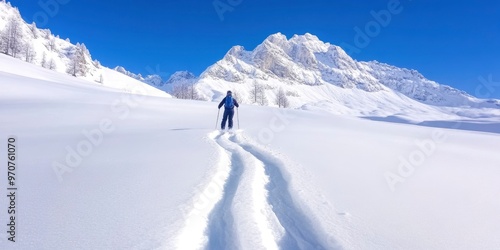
[237,107,240,129]
[215,108,220,130]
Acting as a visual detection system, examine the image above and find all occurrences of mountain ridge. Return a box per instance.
[197,32,482,106]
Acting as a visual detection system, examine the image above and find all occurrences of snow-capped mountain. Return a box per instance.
[114,65,161,87]
[0,1,169,97]
[114,66,197,93]
[109,31,497,117]
[195,33,498,118]
[166,71,197,84]
[366,61,474,106]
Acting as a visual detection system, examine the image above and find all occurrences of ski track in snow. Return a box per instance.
[181,130,333,250]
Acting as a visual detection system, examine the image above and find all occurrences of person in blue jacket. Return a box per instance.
[218,90,239,130]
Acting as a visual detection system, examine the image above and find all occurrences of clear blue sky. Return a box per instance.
[10,0,500,98]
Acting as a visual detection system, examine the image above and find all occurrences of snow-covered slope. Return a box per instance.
[0,1,169,97]
[195,33,499,117]
[2,48,500,249]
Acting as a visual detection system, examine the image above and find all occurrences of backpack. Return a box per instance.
[225,96,234,109]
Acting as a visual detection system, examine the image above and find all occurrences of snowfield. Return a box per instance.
[1,54,500,249]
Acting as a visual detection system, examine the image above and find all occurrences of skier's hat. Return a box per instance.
[227,90,232,95]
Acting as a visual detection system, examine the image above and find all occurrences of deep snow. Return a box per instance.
[1,54,500,249]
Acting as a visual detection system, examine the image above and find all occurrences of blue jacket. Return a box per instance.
[218,96,239,109]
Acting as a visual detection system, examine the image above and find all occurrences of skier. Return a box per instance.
[218,90,239,130]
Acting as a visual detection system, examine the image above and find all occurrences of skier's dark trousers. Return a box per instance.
[218,90,239,130]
